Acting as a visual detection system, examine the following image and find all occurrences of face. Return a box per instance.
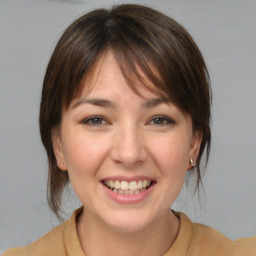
[53,51,202,232]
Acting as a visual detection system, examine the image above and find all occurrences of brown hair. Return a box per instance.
[39,4,211,220]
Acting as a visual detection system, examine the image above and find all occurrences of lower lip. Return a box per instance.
[101,183,155,204]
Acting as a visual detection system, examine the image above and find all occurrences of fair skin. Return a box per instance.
[53,51,202,256]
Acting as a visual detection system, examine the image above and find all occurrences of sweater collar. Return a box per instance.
[163,211,193,256]
[64,207,192,256]
[64,206,85,256]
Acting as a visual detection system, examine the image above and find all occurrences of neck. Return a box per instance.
[76,208,180,256]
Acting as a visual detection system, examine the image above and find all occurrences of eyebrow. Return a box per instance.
[141,98,169,108]
[71,97,169,109]
[71,98,116,109]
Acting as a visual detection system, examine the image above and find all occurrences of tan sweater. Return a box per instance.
[3,207,256,256]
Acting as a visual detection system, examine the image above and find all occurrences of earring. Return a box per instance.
[189,158,195,167]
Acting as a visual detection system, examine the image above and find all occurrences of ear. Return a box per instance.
[52,129,67,171]
[187,131,203,170]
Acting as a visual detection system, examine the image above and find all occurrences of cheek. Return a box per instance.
[60,131,111,205]
[148,134,191,175]
[61,131,110,177]
[146,134,191,211]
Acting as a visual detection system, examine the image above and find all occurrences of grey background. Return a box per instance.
[0,0,255,253]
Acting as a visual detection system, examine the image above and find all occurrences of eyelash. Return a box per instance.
[81,115,175,127]
[148,115,175,126]
[82,116,108,126]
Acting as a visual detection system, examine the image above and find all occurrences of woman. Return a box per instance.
[3,4,255,256]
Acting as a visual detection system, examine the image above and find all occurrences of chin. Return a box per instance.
[102,210,154,233]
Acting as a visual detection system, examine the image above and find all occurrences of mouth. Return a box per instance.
[102,179,155,195]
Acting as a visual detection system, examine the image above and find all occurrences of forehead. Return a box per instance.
[74,50,167,102]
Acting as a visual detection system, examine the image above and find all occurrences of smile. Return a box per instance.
[103,180,153,195]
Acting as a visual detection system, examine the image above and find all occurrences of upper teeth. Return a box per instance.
[104,180,151,191]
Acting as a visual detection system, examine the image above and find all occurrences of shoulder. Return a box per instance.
[191,222,256,255]
[191,221,256,255]
[174,212,256,256]
[229,236,256,256]
[3,207,84,256]
[189,221,232,255]
[3,220,67,256]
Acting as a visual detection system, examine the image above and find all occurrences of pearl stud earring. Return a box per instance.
[189,158,195,167]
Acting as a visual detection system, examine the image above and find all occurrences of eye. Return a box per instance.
[148,115,175,125]
[82,116,108,126]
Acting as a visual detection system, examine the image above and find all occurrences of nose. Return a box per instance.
[110,124,147,169]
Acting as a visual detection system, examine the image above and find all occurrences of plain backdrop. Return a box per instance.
[0,0,255,252]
